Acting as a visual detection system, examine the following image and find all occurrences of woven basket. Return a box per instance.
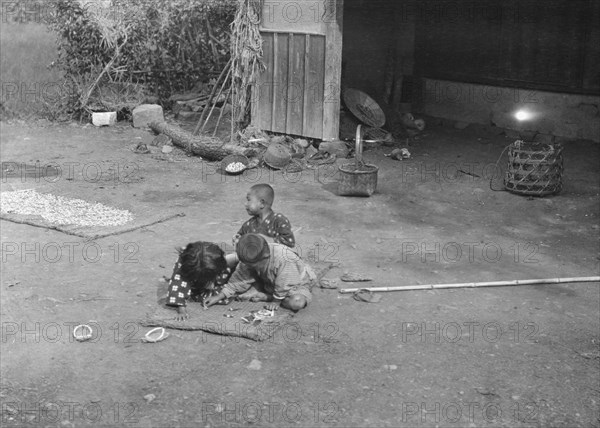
[504,140,563,196]
[343,89,386,128]
[263,143,292,170]
[221,154,249,175]
[338,125,379,197]
[364,127,393,142]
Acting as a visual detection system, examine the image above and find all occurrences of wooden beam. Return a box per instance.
[149,121,255,161]
[322,0,343,141]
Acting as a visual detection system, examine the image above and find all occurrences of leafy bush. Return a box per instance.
[45,0,237,117]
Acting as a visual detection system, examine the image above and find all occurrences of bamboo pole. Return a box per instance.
[338,276,600,294]
[213,85,232,137]
[193,57,232,136]
[230,51,236,144]
[199,65,232,135]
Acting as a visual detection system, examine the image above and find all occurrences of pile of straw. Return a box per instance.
[230,0,265,131]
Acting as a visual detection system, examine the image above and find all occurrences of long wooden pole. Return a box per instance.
[213,85,232,137]
[338,276,600,294]
[193,57,232,136]
[200,65,232,135]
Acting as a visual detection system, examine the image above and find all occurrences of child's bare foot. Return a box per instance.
[249,291,270,302]
[174,306,189,321]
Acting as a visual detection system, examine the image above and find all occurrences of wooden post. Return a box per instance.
[322,0,344,141]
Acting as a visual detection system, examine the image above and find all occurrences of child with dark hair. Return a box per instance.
[226,183,295,267]
[166,185,296,317]
[165,241,229,320]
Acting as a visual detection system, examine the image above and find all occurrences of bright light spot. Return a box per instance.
[515,110,532,121]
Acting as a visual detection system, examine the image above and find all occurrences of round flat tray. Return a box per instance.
[343,89,386,128]
[221,154,249,175]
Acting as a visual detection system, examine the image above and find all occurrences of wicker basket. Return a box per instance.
[338,125,379,197]
[263,143,292,170]
[364,126,394,143]
[504,140,563,196]
[221,154,249,175]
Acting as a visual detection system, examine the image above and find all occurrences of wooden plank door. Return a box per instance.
[251,0,343,140]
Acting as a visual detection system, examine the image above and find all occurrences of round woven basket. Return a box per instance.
[221,154,249,175]
[338,125,379,197]
[263,143,292,170]
[343,89,386,128]
[504,141,563,196]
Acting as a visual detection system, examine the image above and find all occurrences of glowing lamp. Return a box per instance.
[514,110,533,121]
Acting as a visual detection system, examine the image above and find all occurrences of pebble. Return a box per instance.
[383,364,398,371]
[144,394,156,403]
[247,359,262,370]
[161,145,173,154]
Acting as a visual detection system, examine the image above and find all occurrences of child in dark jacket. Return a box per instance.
[166,184,296,319]
[226,183,295,266]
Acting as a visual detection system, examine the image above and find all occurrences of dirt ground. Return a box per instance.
[1,116,599,428]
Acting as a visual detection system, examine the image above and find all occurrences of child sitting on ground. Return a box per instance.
[166,185,296,318]
[165,241,229,320]
[226,183,295,267]
[205,234,316,311]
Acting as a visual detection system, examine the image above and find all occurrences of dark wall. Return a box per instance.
[414,0,600,95]
[341,1,398,107]
[341,0,599,114]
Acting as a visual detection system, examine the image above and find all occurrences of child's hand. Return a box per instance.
[204,292,226,308]
[265,303,279,311]
[174,306,189,321]
[232,234,241,247]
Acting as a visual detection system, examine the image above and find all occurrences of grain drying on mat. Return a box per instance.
[1,189,133,227]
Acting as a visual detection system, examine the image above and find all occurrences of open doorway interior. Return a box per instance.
[340,0,415,140]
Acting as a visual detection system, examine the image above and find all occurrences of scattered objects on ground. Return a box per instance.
[385,148,411,160]
[143,394,156,404]
[352,289,382,303]
[319,279,338,289]
[141,327,170,343]
[73,324,93,342]
[340,272,374,282]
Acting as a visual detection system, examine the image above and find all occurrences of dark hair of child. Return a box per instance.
[250,183,274,206]
[177,241,227,293]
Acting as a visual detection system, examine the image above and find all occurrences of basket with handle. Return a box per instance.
[338,125,379,197]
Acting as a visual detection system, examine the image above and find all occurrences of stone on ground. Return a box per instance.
[133,104,164,128]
